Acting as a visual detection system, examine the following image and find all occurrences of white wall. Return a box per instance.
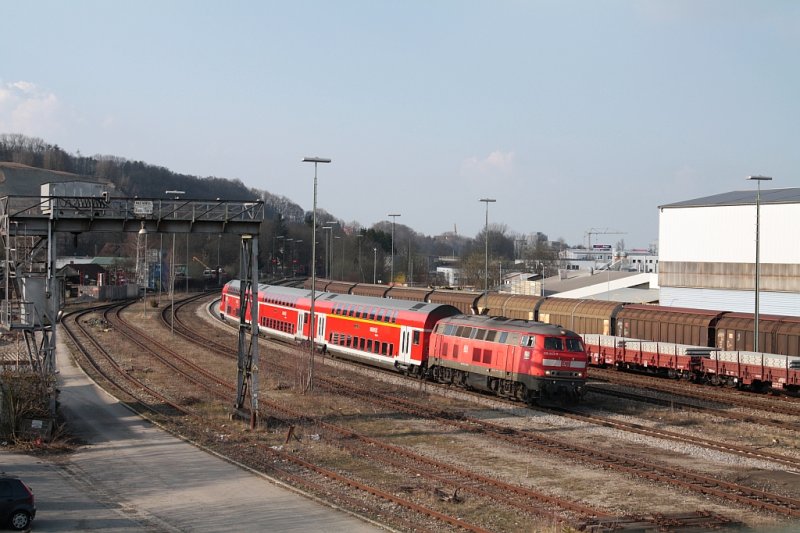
[659,203,800,264]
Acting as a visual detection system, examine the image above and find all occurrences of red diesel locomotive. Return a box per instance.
[220,281,588,403]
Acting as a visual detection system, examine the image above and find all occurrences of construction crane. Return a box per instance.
[192,256,215,279]
[584,228,627,249]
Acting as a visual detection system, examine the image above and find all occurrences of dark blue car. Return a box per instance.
[0,477,35,531]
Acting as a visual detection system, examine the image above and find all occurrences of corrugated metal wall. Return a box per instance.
[659,286,800,317]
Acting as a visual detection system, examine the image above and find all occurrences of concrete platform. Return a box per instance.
[0,333,383,532]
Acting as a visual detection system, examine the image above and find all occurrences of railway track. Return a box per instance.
[163,296,634,529]
[586,383,799,433]
[198,296,800,472]
[66,299,505,532]
[589,367,800,420]
[184,296,800,523]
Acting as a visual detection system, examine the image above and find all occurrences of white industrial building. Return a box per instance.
[658,188,800,317]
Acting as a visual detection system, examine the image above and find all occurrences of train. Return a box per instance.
[303,279,800,356]
[303,279,800,394]
[220,280,589,403]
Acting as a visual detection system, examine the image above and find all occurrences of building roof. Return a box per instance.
[659,187,800,209]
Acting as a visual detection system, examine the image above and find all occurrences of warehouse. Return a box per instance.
[658,187,800,317]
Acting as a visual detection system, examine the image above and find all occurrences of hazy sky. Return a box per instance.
[2,1,798,248]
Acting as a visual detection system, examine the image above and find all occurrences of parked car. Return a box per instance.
[0,476,35,530]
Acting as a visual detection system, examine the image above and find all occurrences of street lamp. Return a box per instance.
[139,222,148,316]
[747,175,772,353]
[303,156,331,392]
[292,239,302,276]
[273,235,285,279]
[324,221,338,279]
[165,190,185,335]
[285,238,294,278]
[334,235,343,279]
[322,226,332,278]
[388,213,401,284]
[479,198,496,293]
[356,234,363,281]
[373,247,377,284]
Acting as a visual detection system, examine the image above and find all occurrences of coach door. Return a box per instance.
[398,326,412,364]
[297,313,306,340]
[316,315,327,345]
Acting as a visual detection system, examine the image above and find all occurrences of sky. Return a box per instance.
[2,1,799,249]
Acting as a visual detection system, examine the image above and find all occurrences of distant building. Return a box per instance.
[659,187,800,316]
[559,246,659,274]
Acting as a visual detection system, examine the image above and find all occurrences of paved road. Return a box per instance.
[0,335,383,532]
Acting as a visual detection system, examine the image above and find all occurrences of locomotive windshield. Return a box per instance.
[566,338,585,352]
[544,337,563,350]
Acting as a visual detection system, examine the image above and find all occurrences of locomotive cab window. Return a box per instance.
[566,338,584,352]
[544,337,563,350]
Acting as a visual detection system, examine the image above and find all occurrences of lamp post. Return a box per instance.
[273,235,285,279]
[302,156,331,392]
[373,247,377,284]
[356,234,363,281]
[324,221,338,279]
[139,223,147,316]
[217,234,221,285]
[322,226,332,278]
[479,198,496,293]
[747,175,772,353]
[284,238,294,278]
[292,239,302,276]
[334,235,343,279]
[388,213,401,284]
[165,190,185,335]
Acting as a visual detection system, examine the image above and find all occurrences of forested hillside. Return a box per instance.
[0,133,556,287]
[0,133,304,224]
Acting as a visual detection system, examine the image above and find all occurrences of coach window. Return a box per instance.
[368,308,376,320]
[485,330,497,342]
[413,330,420,345]
[366,339,373,352]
